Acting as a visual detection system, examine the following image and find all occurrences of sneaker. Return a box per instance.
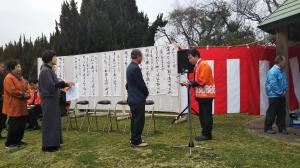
[131,142,149,147]
[279,129,288,135]
[195,135,212,141]
[5,144,19,149]
[130,140,145,144]
[264,130,276,134]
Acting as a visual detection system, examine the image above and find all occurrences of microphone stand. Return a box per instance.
[172,79,199,157]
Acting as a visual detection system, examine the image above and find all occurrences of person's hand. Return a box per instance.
[283,91,288,97]
[22,92,30,100]
[174,43,182,50]
[66,81,75,87]
[180,81,187,86]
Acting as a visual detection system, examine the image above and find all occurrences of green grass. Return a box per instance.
[0,114,299,168]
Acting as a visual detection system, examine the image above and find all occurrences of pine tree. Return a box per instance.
[59,0,81,55]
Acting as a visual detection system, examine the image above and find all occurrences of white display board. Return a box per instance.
[122,46,178,96]
[73,54,99,97]
[37,45,180,113]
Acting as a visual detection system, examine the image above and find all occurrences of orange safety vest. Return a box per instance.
[27,89,41,105]
[194,59,216,98]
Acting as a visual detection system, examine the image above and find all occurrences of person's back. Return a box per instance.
[265,65,288,98]
[39,64,58,98]
[126,62,149,105]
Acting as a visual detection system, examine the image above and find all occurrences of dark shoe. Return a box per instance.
[5,144,19,149]
[42,146,60,152]
[264,130,276,134]
[279,129,289,135]
[195,135,212,141]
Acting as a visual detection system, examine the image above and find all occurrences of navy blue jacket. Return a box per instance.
[126,62,149,105]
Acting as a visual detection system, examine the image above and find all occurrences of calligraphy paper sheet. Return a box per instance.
[73,54,99,97]
[102,51,122,96]
[56,57,65,80]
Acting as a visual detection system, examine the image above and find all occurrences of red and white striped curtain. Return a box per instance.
[188,45,300,115]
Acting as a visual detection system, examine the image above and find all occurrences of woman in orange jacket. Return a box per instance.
[3,60,30,148]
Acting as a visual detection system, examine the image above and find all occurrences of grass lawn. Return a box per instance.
[0,114,299,168]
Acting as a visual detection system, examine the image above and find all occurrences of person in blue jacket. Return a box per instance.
[126,49,149,147]
[264,55,288,134]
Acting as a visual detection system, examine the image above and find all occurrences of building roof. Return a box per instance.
[258,0,300,34]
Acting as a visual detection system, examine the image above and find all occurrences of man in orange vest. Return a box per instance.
[188,49,215,141]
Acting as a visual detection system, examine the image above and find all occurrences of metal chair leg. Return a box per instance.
[80,108,87,130]
[108,107,113,132]
[74,110,78,129]
[103,105,110,132]
[147,106,153,135]
[152,106,156,132]
[67,112,71,131]
[87,109,91,132]
[123,107,128,133]
[94,104,99,131]
[114,104,119,129]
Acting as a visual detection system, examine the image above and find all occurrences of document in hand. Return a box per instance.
[66,85,80,101]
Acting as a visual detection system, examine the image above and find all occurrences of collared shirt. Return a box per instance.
[265,65,288,98]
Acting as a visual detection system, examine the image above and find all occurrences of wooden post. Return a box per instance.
[276,26,290,125]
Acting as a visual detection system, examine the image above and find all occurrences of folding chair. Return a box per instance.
[90,100,112,132]
[67,101,80,131]
[113,100,130,132]
[145,100,156,135]
[76,100,91,131]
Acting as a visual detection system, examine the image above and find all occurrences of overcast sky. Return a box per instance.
[0,0,187,46]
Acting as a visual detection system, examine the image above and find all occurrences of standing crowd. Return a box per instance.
[0,50,74,152]
[0,48,289,152]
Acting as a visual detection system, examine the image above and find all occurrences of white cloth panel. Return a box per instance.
[227,59,240,113]
[259,60,270,116]
[290,57,300,105]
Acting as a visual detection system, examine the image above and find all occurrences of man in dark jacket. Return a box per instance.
[126,49,149,147]
[0,62,7,138]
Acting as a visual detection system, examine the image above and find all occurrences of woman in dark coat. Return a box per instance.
[39,50,74,152]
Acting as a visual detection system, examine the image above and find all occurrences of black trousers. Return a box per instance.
[196,98,213,137]
[129,104,145,145]
[28,105,42,128]
[0,102,7,132]
[5,116,27,146]
[264,97,286,131]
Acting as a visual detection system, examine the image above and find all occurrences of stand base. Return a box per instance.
[172,140,200,157]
